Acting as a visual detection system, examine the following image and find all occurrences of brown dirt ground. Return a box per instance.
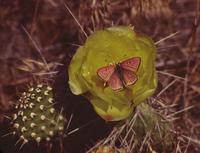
[0,0,200,153]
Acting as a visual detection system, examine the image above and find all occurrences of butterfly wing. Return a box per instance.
[122,69,138,87]
[97,65,115,82]
[97,57,140,90]
[108,70,123,91]
[121,57,141,72]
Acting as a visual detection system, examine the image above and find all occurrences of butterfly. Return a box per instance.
[97,57,141,91]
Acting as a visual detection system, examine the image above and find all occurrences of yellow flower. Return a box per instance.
[68,26,157,121]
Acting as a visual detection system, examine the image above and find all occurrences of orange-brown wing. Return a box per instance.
[120,57,141,72]
[122,69,138,87]
[97,65,115,82]
[108,71,124,91]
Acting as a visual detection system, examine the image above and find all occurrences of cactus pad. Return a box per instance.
[11,84,65,145]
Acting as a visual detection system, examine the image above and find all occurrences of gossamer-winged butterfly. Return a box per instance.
[97,57,141,91]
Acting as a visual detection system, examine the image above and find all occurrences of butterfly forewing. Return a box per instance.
[108,70,123,91]
[121,57,141,72]
[97,65,115,82]
[122,69,138,87]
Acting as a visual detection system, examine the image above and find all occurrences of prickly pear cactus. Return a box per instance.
[68,26,157,121]
[11,84,65,145]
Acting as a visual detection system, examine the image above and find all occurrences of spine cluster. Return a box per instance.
[11,84,65,145]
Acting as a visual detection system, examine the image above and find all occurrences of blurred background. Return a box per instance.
[0,0,200,153]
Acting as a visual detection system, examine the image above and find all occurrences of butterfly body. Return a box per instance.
[114,63,126,88]
[97,57,141,91]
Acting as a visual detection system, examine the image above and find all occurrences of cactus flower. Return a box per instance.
[68,26,157,121]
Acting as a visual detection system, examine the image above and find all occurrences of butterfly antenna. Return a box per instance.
[63,2,88,38]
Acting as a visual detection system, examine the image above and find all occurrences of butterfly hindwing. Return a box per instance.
[108,70,123,91]
[122,69,138,87]
[97,65,115,82]
[120,57,141,72]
